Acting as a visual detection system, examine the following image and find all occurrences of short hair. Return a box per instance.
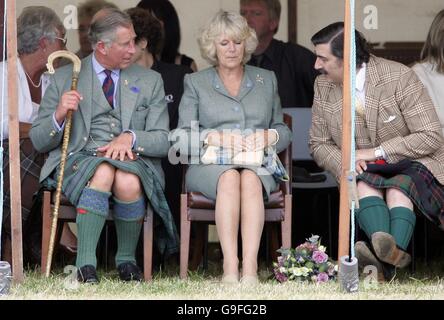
[198,10,258,66]
[126,7,164,55]
[17,6,64,55]
[136,0,181,64]
[88,8,133,48]
[420,9,444,74]
[78,0,118,21]
[311,22,370,67]
[240,0,281,21]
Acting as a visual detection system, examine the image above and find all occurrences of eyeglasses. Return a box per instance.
[54,36,67,46]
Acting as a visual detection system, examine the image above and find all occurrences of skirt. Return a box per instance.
[44,151,179,255]
[185,164,278,201]
[357,161,444,228]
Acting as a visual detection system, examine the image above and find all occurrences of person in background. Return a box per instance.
[136,0,198,72]
[412,9,444,136]
[126,6,191,248]
[0,6,66,265]
[240,0,318,109]
[76,0,118,59]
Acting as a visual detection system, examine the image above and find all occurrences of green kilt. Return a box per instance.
[357,161,444,228]
[44,151,179,255]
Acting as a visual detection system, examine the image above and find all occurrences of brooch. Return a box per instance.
[130,86,140,93]
[255,74,264,84]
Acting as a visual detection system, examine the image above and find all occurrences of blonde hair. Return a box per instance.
[198,10,258,66]
[421,9,444,73]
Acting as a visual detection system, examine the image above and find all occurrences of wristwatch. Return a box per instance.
[374,146,384,160]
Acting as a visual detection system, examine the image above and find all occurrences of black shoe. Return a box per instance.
[77,265,99,284]
[117,262,142,282]
[292,167,327,183]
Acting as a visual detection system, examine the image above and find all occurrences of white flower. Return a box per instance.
[279,267,287,273]
[318,245,327,252]
[291,268,303,276]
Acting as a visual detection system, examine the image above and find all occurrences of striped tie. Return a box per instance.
[102,69,114,108]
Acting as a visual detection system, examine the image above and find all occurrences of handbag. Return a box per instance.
[201,146,264,166]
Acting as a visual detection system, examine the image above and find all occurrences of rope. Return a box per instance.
[348,0,357,260]
[0,0,7,252]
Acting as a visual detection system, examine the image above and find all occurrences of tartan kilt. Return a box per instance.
[43,151,179,256]
[357,161,444,228]
[2,138,44,236]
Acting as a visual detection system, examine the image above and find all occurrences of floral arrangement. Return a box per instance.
[273,235,338,283]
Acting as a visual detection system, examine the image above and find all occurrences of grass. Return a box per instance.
[3,260,444,300]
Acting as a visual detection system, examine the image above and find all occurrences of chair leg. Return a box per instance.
[143,203,154,282]
[41,191,52,274]
[180,194,191,279]
[281,195,292,249]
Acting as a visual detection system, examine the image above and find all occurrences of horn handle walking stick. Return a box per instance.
[45,51,81,277]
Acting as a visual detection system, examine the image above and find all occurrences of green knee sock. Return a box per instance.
[114,219,143,267]
[75,188,111,268]
[390,207,416,251]
[356,196,390,239]
[113,197,145,267]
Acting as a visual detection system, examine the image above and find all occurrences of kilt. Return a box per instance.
[1,138,44,237]
[43,151,179,256]
[357,161,444,228]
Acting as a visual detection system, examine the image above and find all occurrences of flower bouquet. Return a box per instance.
[273,235,338,283]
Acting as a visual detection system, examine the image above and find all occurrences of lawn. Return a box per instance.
[3,261,444,300]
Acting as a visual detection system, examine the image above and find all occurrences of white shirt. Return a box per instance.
[355,63,366,109]
[0,59,50,139]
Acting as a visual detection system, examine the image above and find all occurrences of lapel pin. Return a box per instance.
[255,74,264,84]
[124,79,129,86]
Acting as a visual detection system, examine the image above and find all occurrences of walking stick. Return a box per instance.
[45,50,81,277]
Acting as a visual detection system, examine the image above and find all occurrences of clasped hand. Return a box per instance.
[207,130,277,152]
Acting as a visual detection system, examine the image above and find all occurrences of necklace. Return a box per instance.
[24,70,42,88]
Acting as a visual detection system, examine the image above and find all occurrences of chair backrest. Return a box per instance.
[281,113,293,193]
[283,107,313,161]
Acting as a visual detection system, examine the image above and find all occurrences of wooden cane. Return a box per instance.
[45,51,81,277]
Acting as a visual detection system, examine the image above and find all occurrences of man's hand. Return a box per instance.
[355,148,377,174]
[54,90,83,125]
[96,132,134,161]
[244,130,277,151]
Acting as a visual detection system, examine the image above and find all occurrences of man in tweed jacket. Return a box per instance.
[308,22,444,281]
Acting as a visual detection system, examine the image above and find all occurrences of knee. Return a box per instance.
[357,181,383,199]
[240,170,262,195]
[386,188,413,209]
[113,170,142,200]
[217,169,240,194]
[89,163,116,191]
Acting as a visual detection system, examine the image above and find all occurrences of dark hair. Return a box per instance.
[311,22,370,67]
[420,9,444,74]
[137,0,180,63]
[126,7,163,55]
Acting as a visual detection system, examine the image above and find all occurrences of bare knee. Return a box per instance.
[217,169,240,196]
[386,188,413,210]
[113,170,142,201]
[357,181,383,200]
[240,169,262,197]
[89,163,116,191]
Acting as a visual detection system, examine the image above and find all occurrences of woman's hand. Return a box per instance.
[206,132,245,151]
[244,130,277,151]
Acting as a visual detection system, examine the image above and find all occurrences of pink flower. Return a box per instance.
[312,250,328,264]
[317,272,329,283]
[274,270,288,283]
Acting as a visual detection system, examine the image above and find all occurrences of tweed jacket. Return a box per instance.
[174,65,292,157]
[309,55,444,184]
[30,54,170,187]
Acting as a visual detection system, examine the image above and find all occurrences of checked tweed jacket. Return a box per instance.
[309,55,444,185]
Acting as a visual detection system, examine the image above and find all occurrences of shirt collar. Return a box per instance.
[92,52,120,77]
[356,63,366,92]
